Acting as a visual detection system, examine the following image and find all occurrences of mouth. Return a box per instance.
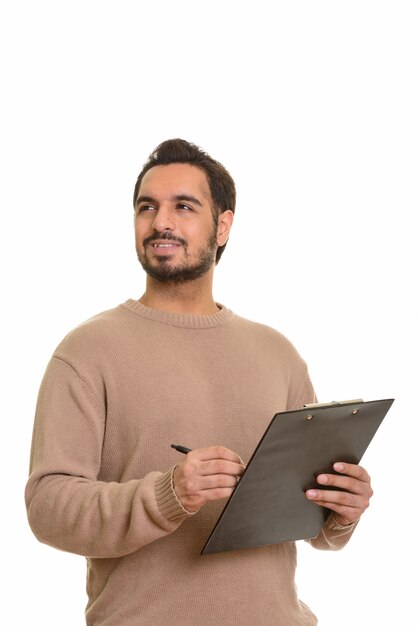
[144,239,184,257]
[150,242,181,248]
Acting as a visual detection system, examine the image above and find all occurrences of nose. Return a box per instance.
[152,206,175,232]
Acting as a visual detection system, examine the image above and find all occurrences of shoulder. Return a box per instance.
[231,313,305,362]
[228,311,315,408]
[52,302,133,361]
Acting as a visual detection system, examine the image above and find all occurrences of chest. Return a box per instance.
[99,329,290,479]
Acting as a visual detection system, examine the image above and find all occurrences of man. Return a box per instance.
[25,139,373,625]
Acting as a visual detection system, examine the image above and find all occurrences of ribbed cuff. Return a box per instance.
[325,512,359,532]
[155,466,197,522]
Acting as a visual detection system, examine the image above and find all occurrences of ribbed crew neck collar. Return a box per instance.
[121,299,235,329]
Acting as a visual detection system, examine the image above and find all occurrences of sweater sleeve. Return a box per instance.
[306,513,359,550]
[25,356,193,559]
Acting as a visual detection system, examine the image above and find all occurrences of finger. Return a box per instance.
[194,486,237,504]
[190,445,244,465]
[333,462,371,483]
[305,488,366,525]
[316,465,372,498]
[306,488,360,508]
[179,471,239,493]
[315,473,372,497]
[199,458,245,478]
[198,473,240,491]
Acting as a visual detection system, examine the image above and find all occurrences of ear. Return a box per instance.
[216,210,234,247]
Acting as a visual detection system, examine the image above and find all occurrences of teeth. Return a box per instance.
[153,243,175,247]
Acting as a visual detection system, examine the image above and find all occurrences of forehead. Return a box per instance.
[137,163,212,203]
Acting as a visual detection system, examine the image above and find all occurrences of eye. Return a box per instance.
[137,204,156,213]
[177,203,193,211]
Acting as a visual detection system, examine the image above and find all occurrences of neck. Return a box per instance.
[139,271,219,315]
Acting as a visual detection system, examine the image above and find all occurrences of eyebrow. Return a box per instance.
[135,194,204,207]
[135,195,156,206]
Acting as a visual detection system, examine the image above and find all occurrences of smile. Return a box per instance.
[152,243,179,248]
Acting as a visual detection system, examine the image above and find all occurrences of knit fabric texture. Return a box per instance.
[25,300,358,625]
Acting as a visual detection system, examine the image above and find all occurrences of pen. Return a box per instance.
[170,444,192,454]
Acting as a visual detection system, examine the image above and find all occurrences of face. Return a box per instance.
[134,163,232,284]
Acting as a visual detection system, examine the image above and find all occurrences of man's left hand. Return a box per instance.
[305,462,373,526]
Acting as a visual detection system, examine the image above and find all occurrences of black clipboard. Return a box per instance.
[201,398,394,554]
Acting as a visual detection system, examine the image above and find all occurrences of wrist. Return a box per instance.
[171,465,198,515]
[155,467,196,522]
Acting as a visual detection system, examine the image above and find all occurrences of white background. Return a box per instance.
[2,1,417,624]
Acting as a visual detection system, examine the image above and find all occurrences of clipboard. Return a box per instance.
[201,398,394,554]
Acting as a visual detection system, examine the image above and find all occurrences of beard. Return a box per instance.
[137,228,218,284]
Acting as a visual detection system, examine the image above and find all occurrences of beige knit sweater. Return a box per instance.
[25,300,357,625]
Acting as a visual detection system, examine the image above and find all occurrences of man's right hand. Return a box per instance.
[172,446,245,513]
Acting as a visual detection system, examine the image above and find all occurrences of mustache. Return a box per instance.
[143,232,187,247]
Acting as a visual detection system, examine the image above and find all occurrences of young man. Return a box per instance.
[25,139,373,626]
